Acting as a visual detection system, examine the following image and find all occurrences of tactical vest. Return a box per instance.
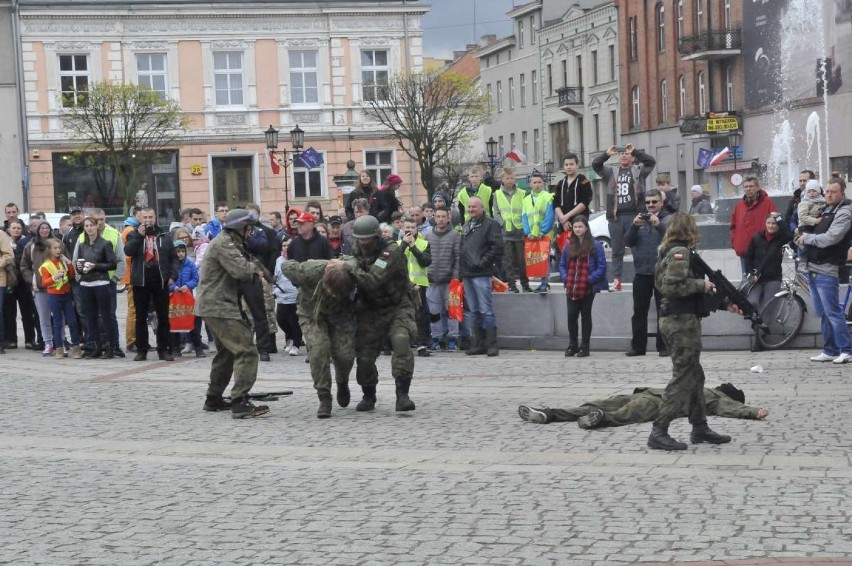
[656,242,708,317]
[458,183,493,222]
[523,190,554,238]
[493,188,525,231]
[404,235,429,287]
[355,237,410,307]
[808,199,852,266]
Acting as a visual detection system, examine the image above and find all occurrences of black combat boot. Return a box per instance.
[158,349,174,362]
[355,386,377,412]
[231,396,270,419]
[690,422,732,445]
[484,327,499,357]
[203,395,233,412]
[465,327,486,356]
[459,335,471,351]
[317,390,333,419]
[394,379,415,411]
[648,424,688,451]
[258,349,271,362]
[336,381,351,408]
[133,350,148,362]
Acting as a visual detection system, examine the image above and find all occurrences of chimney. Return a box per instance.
[465,43,479,51]
[480,34,497,46]
[453,50,467,60]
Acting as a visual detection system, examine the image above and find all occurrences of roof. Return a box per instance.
[506,0,541,20]
[18,0,423,7]
[473,35,515,59]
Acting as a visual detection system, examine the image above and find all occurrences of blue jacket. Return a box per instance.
[169,257,199,292]
[204,219,222,240]
[521,199,555,238]
[623,211,670,276]
[558,238,608,293]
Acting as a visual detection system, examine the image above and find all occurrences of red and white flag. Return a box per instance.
[269,151,281,175]
[504,150,526,163]
[708,147,730,167]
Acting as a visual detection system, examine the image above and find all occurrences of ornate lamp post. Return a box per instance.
[545,159,554,185]
[728,131,742,171]
[265,124,305,212]
[485,136,499,179]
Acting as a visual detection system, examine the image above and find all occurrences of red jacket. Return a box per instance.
[730,189,777,256]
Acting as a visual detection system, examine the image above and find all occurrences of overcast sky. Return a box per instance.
[420,0,516,59]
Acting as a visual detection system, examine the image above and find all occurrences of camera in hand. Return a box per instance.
[639,212,652,221]
[144,224,156,235]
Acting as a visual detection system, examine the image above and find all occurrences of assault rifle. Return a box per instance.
[225,391,293,402]
[689,250,769,334]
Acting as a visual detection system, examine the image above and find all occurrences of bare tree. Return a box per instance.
[61,81,188,214]
[362,71,490,198]
[434,146,480,205]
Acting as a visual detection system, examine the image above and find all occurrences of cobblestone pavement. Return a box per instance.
[0,342,850,565]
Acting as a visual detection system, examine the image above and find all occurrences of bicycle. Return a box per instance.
[755,246,808,349]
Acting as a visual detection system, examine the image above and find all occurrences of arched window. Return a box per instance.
[697,71,706,115]
[631,85,641,128]
[678,75,686,117]
[695,0,704,34]
[657,4,666,53]
[660,79,668,123]
[676,0,684,39]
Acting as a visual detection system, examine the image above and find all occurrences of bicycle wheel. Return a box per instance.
[757,293,806,350]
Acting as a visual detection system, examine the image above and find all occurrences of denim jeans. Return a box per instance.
[463,276,496,329]
[47,293,79,347]
[808,273,852,356]
[426,283,459,339]
[33,291,52,347]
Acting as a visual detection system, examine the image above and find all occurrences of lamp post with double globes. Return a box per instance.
[264,124,305,213]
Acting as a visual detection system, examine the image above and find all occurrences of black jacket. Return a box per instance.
[75,236,117,284]
[375,188,401,224]
[344,186,380,221]
[245,223,279,273]
[62,224,84,257]
[124,226,179,287]
[460,215,503,278]
[744,224,793,282]
[288,230,333,263]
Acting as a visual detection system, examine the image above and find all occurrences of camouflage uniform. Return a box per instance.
[549,387,761,426]
[653,242,709,429]
[195,229,260,400]
[281,259,356,394]
[349,237,417,397]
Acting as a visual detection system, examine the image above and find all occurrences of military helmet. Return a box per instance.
[222,208,258,231]
[352,215,380,239]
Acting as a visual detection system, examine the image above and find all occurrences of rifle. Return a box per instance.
[689,250,768,334]
[225,390,293,402]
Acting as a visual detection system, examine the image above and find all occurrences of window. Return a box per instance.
[59,54,89,107]
[725,65,734,110]
[576,55,583,87]
[531,71,538,104]
[629,17,638,61]
[213,155,254,208]
[497,80,503,112]
[609,45,616,81]
[561,59,568,87]
[365,150,394,185]
[724,0,732,28]
[486,83,493,113]
[695,0,704,34]
[593,114,600,150]
[214,51,244,106]
[546,64,553,94]
[676,0,684,39]
[660,79,669,122]
[498,135,504,157]
[610,110,617,144]
[361,49,389,102]
[591,50,598,85]
[496,52,500,65]
[522,131,528,159]
[518,20,525,48]
[294,163,325,199]
[520,73,526,107]
[698,71,706,115]
[530,15,536,45]
[678,75,686,117]
[508,77,515,110]
[657,4,666,53]
[136,53,167,98]
[631,86,640,128]
[533,128,540,162]
[510,133,516,154]
[289,50,319,104]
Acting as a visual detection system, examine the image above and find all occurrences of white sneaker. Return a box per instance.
[284,339,293,351]
[833,352,852,364]
[289,345,302,356]
[182,343,193,354]
[810,352,836,362]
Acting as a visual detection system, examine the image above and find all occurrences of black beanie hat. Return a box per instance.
[715,383,745,404]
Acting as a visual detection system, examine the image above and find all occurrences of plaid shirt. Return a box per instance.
[563,254,591,300]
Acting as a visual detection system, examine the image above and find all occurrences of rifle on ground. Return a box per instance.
[225,390,293,402]
[689,251,769,334]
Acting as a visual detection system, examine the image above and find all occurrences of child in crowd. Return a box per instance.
[400,216,432,357]
[795,179,826,262]
[559,215,608,358]
[38,238,80,359]
[390,211,404,240]
[522,172,555,293]
[168,241,205,358]
[273,235,304,356]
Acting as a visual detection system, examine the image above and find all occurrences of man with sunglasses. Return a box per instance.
[624,188,671,357]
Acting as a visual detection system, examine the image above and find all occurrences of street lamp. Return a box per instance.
[485,136,498,179]
[728,131,742,171]
[265,124,305,212]
[545,159,554,185]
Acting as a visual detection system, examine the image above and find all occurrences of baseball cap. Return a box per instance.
[328,215,343,225]
[296,211,318,223]
[70,206,84,214]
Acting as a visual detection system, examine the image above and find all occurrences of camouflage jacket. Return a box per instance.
[195,229,258,320]
[349,237,412,309]
[281,258,357,320]
[633,387,761,419]
[655,242,708,317]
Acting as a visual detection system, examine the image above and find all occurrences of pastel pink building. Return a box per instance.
[18,0,427,223]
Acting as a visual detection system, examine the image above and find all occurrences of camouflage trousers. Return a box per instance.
[205,316,259,400]
[654,314,707,428]
[299,314,355,392]
[355,297,417,387]
[261,278,277,337]
[551,394,662,427]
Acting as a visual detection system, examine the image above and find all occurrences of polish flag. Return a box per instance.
[504,150,526,163]
[708,147,730,167]
[269,151,281,175]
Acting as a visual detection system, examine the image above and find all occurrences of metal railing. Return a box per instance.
[678,29,742,57]
[679,115,708,136]
[556,86,583,107]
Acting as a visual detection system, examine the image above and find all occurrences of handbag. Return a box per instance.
[448,278,464,322]
[524,236,551,278]
[168,289,196,332]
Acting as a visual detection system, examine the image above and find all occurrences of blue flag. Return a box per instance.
[696,147,714,169]
[297,147,324,169]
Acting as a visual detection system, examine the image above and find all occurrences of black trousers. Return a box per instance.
[240,278,271,352]
[415,286,430,346]
[133,282,171,352]
[566,293,595,348]
[3,284,38,345]
[631,273,666,354]
[275,303,303,347]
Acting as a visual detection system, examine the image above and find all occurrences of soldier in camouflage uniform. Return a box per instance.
[281,258,357,419]
[518,383,768,428]
[649,212,739,450]
[345,215,418,412]
[195,209,269,419]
